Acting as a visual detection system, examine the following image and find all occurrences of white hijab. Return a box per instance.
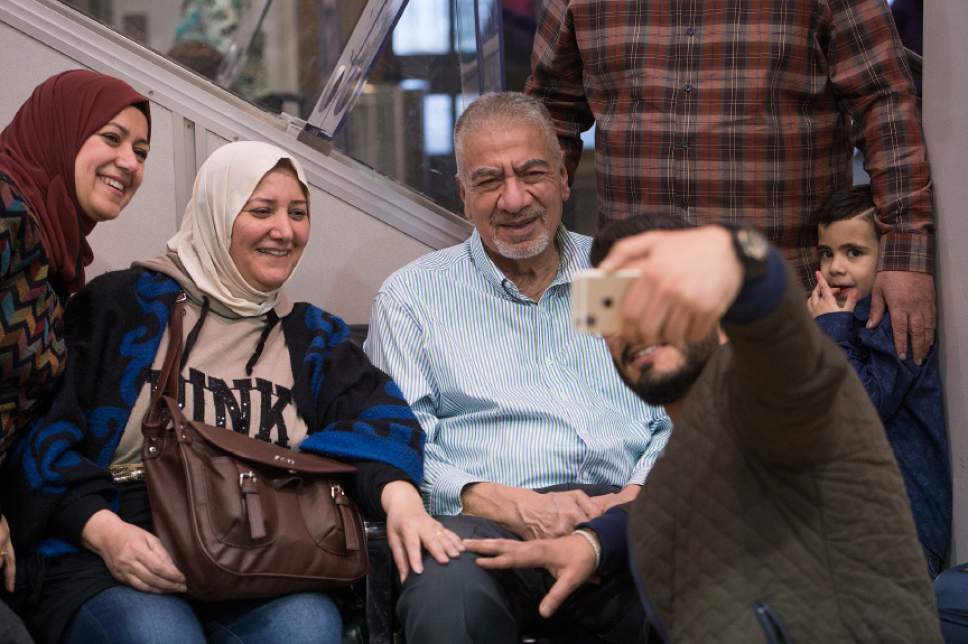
[167,141,310,317]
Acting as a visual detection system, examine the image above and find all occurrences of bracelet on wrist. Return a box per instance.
[573,528,602,569]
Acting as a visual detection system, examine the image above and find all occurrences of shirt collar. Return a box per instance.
[467,225,582,302]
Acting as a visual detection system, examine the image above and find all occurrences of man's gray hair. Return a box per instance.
[453,92,561,179]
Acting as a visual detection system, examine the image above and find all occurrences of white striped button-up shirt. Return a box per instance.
[364,227,671,516]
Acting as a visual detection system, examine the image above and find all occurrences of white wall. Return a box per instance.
[0,19,436,323]
[925,0,968,563]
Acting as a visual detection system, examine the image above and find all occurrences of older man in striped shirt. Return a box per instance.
[365,92,668,643]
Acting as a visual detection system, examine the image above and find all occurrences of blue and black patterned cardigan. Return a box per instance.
[3,267,424,558]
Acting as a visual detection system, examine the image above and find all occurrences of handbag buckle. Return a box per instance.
[240,471,257,488]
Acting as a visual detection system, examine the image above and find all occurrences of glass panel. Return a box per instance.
[319,0,505,213]
[393,0,449,55]
[454,0,502,94]
[60,0,505,215]
[61,0,351,116]
[423,94,455,155]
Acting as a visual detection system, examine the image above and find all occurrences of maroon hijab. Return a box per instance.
[0,70,151,293]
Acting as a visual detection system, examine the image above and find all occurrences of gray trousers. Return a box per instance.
[396,513,648,644]
[0,599,33,644]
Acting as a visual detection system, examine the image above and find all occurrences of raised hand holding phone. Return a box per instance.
[596,226,744,346]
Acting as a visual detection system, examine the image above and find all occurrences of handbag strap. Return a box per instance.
[146,293,187,420]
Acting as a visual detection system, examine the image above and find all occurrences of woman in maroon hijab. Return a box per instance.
[0,70,151,633]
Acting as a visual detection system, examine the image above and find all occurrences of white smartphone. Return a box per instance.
[571,268,641,335]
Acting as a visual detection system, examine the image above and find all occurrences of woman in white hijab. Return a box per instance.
[8,141,459,644]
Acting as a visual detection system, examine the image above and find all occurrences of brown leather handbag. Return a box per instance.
[140,293,368,600]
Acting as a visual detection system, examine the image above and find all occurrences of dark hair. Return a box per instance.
[817,185,877,234]
[590,214,694,266]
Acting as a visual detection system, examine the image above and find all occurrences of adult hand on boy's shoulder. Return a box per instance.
[868,270,936,365]
[808,272,858,318]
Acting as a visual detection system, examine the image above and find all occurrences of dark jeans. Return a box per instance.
[61,586,342,644]
[396,513,647,644]
[936,562,968,643]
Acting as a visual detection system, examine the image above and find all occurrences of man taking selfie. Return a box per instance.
[466,215,941,643]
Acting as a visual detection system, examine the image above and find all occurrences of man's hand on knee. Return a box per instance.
[516,489,601,540]
[462,483,601,540]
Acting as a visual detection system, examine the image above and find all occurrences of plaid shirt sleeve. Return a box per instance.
[826,0,934,273]
[525,0,594,181]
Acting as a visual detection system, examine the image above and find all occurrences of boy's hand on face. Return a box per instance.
[808,271,858,317]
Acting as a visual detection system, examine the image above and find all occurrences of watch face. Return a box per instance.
[738,228,769,261]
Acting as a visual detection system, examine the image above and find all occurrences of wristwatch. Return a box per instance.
[728,226,769,282]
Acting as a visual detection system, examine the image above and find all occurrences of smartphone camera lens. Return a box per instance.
[602,297,613,308]
[586,315,596,327]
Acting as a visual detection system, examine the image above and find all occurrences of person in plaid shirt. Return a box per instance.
[526,0,936,365]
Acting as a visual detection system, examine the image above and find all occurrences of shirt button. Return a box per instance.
[686,26,696,36]
[545,356,554,366]
[680,143,689,150]
[683,83,693,93]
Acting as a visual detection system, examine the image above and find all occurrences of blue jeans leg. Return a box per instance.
[62,586,206,644]
[936,563,968,643]
[200,592,342,644]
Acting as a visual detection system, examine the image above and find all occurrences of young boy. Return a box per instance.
[808,185,951,577]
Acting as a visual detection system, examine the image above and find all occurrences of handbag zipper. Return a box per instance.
[239,470,267,539]
[331,484,361,551]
